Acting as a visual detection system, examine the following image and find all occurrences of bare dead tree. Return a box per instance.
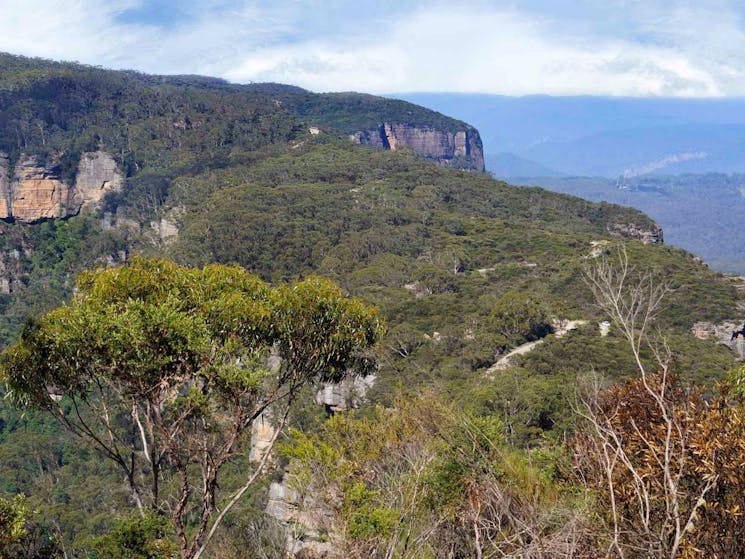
[576,246,716,559]
[583,245,671,379]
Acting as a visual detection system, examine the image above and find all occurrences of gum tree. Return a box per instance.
[0,257,383,559]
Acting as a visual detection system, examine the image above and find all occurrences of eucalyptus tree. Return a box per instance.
[0,257,383,559]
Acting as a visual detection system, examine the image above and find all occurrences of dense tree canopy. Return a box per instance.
[0,257,383,559]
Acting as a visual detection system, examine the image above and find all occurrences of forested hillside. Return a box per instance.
[511,173,745,275]
[0,54,742,558]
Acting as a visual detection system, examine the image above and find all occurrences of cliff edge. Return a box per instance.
[351,122,484,171]
[0,151,122,223]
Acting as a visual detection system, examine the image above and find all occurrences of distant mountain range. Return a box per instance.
[395,93,745,177]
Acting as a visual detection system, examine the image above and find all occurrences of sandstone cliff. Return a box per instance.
[691,319,745,358]
[608,222,664,244]
[9,154,68,221]
[0,151,122,223]
[0,153,9,218]
[352,122,485,171]
[71,151,124,210]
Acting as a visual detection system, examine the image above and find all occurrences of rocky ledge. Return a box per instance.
[0,151,123,223]
[608,222,664,244]
[352,122,485,171]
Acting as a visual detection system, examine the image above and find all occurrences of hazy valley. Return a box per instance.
[398,93,745,276]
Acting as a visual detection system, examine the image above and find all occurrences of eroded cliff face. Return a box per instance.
[259,374,377,557]
[10,154,68,221]
[71,151,124,210]
[352,122,485,171]
[0,151,122,223]
[608,222,664,244]
[691,319,745,357]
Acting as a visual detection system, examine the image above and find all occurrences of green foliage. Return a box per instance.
[0,215,128,347]
[2,257,267,407]
[273,277,383,383]
[91,513,176,559]
[285,392,588,557]
[488,290,552,348]
[0,53,301,191]
[472,326,738,446]
[0,495,31,550]
[523,173,745,275]
[2,257,381,405]
[344,483,399,540]
[0,257,382,558]
[161,142,739,424]
[279,90,472,135]
[0,495,59,559]
[728,363,745,398]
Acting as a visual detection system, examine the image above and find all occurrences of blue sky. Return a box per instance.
[1,0,744,96]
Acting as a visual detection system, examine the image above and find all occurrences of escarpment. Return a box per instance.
[9,154,68,221]
[352,122,485,171]
[71,151,124,210]
[0,151,122,223]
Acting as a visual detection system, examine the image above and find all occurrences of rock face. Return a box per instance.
[249,411,276,463]
[0,151,122,223]
[691,320,745,357]
[266,476,336,558]
[0,153,10,218]
[352,123,485,171]
[608,222,664,244]
[149,216,179,245]
[71,151,123,210]
[315,375,376,413]
[257,374,378,557]
[10,154,68,221]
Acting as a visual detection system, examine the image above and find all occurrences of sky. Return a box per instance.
[1,0,745,96]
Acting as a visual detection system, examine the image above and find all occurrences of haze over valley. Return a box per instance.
[397,93,745,274]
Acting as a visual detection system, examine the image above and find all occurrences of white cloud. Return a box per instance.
[0,0,742,96]
[224,43,407,92]
[222,5,728,96]
[0,0,150,65]
[0,0,287,74]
